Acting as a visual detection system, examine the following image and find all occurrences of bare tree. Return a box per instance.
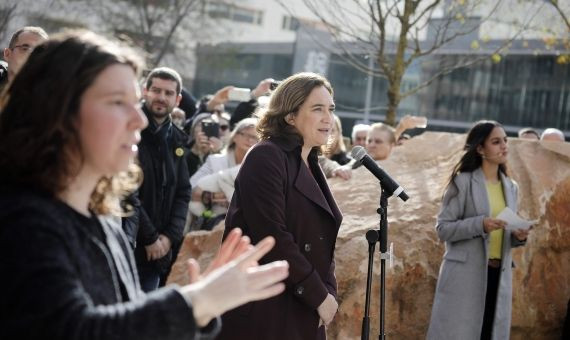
[0,2,19,44]
[91,0,207,67]
[548,0,570,30]
[287,0,538,125]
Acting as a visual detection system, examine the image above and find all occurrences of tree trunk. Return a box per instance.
[386,77,401,126]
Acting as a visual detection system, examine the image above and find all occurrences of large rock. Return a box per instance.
[168,132,570,339]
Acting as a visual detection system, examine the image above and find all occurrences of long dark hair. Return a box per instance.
[0,30,143,214]
[446,120,508,189]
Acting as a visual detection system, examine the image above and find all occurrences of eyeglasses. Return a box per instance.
[238,131,259,142]
[11,44,33,53]
[220,125,229,131]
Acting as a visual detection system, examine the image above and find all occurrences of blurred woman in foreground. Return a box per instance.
[0,30,288,339]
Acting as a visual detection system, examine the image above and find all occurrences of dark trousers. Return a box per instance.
[481,265,501,340]
[563,299,570,340]
[138,260,160,292]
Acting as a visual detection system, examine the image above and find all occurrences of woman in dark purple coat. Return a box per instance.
[219,72,343,340]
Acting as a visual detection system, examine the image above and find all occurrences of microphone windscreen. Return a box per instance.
[351,145,367,161]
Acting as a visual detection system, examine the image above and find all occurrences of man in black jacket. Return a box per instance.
[134,67,191,292]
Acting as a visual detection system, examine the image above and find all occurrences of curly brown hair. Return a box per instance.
[0,30,144,215]
[257,72,333,146]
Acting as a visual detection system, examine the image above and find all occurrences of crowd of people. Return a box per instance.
[0,26,568,340]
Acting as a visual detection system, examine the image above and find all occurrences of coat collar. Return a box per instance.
[268,135,302,152]
[471,168,489,216]
[142,103,172,134]
[294,160,334,218]
[268,136,343,226]
[471,167,515,216]
[292,150,342,226]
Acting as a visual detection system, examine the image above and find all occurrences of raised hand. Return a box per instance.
[181,236,289,327]
[187,228,252,283]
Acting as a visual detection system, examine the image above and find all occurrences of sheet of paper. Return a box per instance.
[496,207,537,231]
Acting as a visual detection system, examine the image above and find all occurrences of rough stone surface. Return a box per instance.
[168,132,570,339]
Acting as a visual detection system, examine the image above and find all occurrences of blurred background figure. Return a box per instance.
[189,118,258,230]
[517,127,540,140]
[323,114,352,165]
[185,113,224,178]
[171,107,186,129]
[1,26,48,91]
[351,123,370,148]
[540,128,565,142]
[212,109,232,145]
[396,133,411,146]
[366,122,396,161]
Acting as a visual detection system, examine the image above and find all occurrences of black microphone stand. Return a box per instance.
[361,186,390,340]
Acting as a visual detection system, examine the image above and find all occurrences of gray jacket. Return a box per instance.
[427,167,526,340]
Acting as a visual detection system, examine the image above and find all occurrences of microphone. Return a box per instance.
[351,146,409,201]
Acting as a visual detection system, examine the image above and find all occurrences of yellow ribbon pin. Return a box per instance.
[175,147,184,157]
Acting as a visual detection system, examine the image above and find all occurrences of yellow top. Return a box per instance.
[486,181,506,259]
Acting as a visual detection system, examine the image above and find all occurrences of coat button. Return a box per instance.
[304,243,311,252]
[296,286,304,295]
[319,236,324,241]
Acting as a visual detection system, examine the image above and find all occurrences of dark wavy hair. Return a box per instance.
[0,30,144,214]
[257,72,333,147]
[447,120,508,190]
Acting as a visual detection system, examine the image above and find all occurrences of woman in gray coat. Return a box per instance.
[427,121,530,340]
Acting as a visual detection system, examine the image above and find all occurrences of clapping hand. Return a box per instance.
[181,232,289,327]
[187,228,252,283]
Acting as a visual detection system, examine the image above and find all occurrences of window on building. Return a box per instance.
[208,2,263,25]
[282,16,300,31]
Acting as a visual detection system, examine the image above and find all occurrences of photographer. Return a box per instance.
[189,118,258,230]
[186,113,224,178]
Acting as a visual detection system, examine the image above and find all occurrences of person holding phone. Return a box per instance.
[427,120,530,340]
[189,118,259,230]
[0,30,289,340]
[185,113,224,178]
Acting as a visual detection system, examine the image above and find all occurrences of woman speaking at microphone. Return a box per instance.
[218,73,343,340]
[427,120,530,340]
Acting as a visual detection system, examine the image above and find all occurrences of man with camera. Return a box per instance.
[133,67,191,291]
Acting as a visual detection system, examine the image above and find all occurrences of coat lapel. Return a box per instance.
[311,158,343,227]
[294,158,335,221]
[499,172,516,210]
[471,168,491,217]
